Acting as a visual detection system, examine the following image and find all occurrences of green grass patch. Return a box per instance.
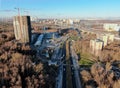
[78,53,94,66]
[69,35,79,41]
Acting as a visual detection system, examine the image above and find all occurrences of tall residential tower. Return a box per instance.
[13,16,31,43]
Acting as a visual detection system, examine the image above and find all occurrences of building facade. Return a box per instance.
[13,16,31,43]
[103,23,120,31]
[90,39,103,56]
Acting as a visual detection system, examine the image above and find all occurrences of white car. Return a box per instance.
[48,60,57,66]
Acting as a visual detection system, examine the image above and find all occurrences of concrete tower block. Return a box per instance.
[13,16,31,44]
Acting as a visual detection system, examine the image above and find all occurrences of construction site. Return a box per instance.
[0,1,120,87]
[0,14,120,88]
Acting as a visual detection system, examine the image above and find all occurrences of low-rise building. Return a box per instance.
[103,23,120,31]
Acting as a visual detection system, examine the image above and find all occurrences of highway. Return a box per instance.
[70,41,82,88]
[62,43,66,88]
[61,41,82,88]
[55,36,68,88]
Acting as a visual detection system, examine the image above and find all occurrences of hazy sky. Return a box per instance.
[0,0,120,18]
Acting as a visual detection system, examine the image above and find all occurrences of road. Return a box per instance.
[62,43,66,88]
[61,41,82,88]
[114,37,120,40]
[55,36,68,88]
[70,41,82,88]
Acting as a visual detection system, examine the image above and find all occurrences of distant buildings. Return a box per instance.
[36,19,80,26]
[103,23,120,31]
[13,16,31,43]
[66,19,73,25]
[31,17,38,22]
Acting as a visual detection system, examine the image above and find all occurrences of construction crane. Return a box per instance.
[14,7,30,42]
[14,7,30,16]
[24,11,29,15]
[14,7,22,41]
[15,7,31,15]
[14,8,21,16]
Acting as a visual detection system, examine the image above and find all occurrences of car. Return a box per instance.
[48,60,58,66]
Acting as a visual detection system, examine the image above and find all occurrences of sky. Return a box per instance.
[0,0,120,18]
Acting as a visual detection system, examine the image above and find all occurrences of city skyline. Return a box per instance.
[0,0,120,18]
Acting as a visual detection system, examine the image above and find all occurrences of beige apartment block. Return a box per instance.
[101,35,108,47]
[90,39,103,56]
[97,34,108,47]
[97,33,114,46]
[106,34,114,43]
